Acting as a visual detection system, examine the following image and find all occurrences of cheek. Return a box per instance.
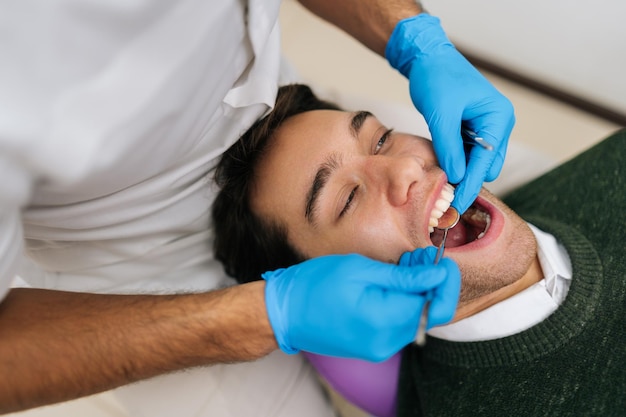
[296,218,410,262]
[410,138,437,163]
[344,214,413,262]
[452,212,537,300]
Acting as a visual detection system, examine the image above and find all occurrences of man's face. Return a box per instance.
[251,109,537,301]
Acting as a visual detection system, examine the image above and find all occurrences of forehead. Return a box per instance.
[254,108,353,185]
[270,109,352,156]
[250,109,351,224]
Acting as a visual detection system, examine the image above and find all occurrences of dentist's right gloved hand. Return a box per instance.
[386,13,515,214]
[262,252,460,362]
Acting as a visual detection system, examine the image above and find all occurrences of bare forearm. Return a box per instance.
[297,0,423,56]
[0,282,276,413]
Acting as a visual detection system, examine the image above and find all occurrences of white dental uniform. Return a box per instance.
[0,1,334,416]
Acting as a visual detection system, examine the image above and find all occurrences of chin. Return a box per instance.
[436,189,539,302]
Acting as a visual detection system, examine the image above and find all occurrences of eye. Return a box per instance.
[339,185,359,218]
[374,129,394,154]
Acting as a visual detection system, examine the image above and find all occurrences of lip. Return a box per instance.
[445,193,504,253]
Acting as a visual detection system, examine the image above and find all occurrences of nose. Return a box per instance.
[364,155,425,206]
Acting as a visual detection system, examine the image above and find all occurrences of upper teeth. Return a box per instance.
[428,183,455,233]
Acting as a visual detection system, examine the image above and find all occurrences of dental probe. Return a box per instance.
[415,207,460,346]
[461,128,494,151]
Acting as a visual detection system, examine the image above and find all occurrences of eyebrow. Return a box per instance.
[305,153,340,224]
[350,110,372,138]
[304,111,372,224]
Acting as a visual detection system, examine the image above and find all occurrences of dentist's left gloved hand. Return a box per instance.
[262,252,460,362]
[386,13,515,213]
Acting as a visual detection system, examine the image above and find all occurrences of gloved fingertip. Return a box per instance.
[440,258,462,285]
[451,192,472,215]
[452,175,481,214]
[486,149,505,182]
[427,302,456,328]
[398,246,438,266]
[393,263,450,293]
[443,159,465,184]
[423,245,439,259]
[450,199,466,216]
[398,251,411,266]
[427,259,461,327]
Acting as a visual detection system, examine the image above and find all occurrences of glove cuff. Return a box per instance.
[385,13,453,77]
[262,270,300,355]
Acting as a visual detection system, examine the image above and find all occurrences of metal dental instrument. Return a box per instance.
[461,128,494,151]
[414,128,491,346]
[415,207,460,346]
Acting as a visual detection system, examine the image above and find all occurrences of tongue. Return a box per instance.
[430,222,467,248]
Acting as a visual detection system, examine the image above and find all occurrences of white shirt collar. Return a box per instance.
[427,223,572,342]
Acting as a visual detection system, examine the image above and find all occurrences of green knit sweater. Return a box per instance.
[397,129,626,417]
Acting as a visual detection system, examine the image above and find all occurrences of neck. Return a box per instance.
[451,255,544,323]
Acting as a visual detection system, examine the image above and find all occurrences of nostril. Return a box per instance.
[388,179,415,207]
[375,155,422,206]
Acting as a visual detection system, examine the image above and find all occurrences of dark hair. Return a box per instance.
[212,84,342,283]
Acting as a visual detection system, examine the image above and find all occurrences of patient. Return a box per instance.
[212,84,625,417]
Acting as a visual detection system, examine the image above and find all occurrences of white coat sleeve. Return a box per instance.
[1,0,283,295]
[0,210,24,300]
[0,157,29,299]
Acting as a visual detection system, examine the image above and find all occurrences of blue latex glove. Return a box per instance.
[386,14,515,213]
[398,246,460,329]
[262,252,460,362]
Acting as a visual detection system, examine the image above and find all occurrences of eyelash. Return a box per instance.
[339,129,393,218]
[339,185,358,218]
[375,129,393,154]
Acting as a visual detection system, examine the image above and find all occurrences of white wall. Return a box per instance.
[426,0,626,114]
[280,0,620,165]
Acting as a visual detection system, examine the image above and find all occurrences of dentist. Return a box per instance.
[0,0,513,415]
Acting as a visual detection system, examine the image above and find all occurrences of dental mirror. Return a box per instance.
[434,207,460,263]
[416,207,460,346]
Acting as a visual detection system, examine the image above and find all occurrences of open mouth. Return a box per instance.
[428,186,491,249]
